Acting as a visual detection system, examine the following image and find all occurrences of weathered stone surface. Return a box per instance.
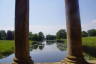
[0,61,96,64]
[64,0,88,64]
[12,0,33,64]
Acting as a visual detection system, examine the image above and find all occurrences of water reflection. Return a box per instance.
[30,41,45,51]
[46,40,56,45]
[30,40,67,52]
[39,44,44,50]
[29,40,67,62]
[0,40,67,63]
[56,42,67,51]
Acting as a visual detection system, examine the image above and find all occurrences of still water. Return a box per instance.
[0,41,67,63]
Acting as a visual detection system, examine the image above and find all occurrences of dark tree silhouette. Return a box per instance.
[0,30,6,40]
[6,30,14,40]
[82,31,88,37]
[56,29,66,39]
[88,29,96,36]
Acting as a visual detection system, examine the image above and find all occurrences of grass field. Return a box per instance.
[0,40,14,58]
[0,37,96,60]
[82,37,96,60]
[82,37,96,47]
[0,40,32,58]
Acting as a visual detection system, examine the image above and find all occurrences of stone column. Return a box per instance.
[62,0,88,64]
[12,0,33,64]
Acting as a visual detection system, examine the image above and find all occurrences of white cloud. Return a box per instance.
[29,25,65,35]
[82,19,96,31]
[1,19,96,34]
[0,26,14,32]
[0,25,66,35]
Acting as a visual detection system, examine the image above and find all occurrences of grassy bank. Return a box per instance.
[0,40,14,58]
[82,37,96,60]
[0,40,32,58]
[82,37,96,47]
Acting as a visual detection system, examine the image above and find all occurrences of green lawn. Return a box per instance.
[0,40,32,58]
[0,40,14,58]
[82,37,96,47]
[82,37,96,60]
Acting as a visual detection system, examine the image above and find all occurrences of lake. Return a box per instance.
[0,41,67,63]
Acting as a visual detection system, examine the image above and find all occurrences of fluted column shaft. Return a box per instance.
[13,0,33,64]
[65,0,82,57]
[63,0,88,64]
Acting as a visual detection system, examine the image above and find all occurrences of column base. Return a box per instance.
[12,56,34,64]
[61,56,90,64]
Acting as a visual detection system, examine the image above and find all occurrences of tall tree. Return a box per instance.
[88,29,96,36]
[38,32,45,41]
[0,30,6,40]
[82,31,88,37]
[29,32,33,40]
[6,30,14,40]
[31,34,39,41]
[46,35,56,40]
[56,29,66,39]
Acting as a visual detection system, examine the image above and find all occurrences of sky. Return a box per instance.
[0,0,96,35]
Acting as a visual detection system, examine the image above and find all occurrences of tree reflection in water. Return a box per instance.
[39,44,44,50]
[30,40,67,51]
[46,40,56,45]
[56,41,67,51]
[30,41,44,51]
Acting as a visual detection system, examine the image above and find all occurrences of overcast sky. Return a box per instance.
[0,0,96,35]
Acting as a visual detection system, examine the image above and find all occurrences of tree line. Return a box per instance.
[0,29,96,40]
[0,30,14,40]
[82,29,96,37]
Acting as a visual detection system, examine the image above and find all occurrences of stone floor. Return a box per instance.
[0,62,60,64]
[0,60,96,64]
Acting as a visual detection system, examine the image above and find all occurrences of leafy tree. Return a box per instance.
[88,29,96,36]
[6,30,14,40]
[38,32,45,41]
[29,32,33,40]
[0,30,6,40]
[82,31,88,37]
[31,34,39,41]
[56,29,66,39]
[46,35,56,40]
